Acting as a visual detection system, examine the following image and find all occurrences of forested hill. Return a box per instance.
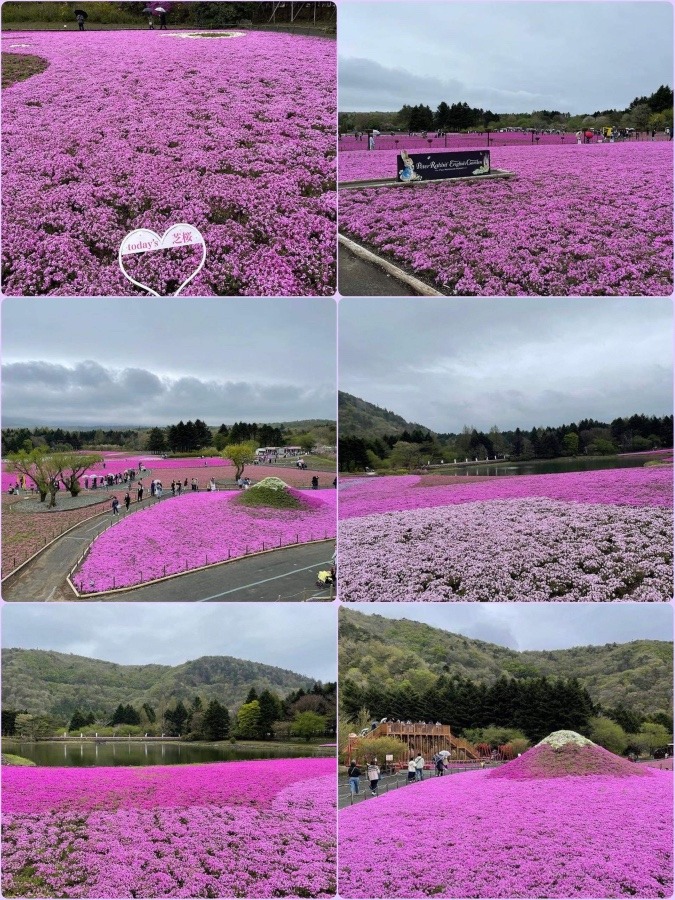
[339,609,672,716]
[338,392,432,438]
[2,649,319,719]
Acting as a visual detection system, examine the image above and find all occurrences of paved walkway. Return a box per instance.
[338,242,415,296]
[2,494,336,601]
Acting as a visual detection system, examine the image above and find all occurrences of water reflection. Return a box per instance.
[3,741,333,767]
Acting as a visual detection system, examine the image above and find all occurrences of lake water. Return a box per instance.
[3,740,334,767]
[438,456,656,478]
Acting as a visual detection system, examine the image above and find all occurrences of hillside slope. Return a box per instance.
[2,649,320,718]
[339,609,672,714]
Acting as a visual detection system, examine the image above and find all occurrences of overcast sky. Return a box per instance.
[347,604,672,651]
[339,2,673,113]
[1,299,336,426]
[2,604,336,681]
[339,298,672,432]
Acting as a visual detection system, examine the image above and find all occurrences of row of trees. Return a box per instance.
[6,449,104,507]
[3,682,337,743]
[339,414,672,471]
[340,673,671,748]
[339,85,674,135]
[2,427,138,456]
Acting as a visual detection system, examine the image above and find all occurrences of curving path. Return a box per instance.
[2,500,336,602]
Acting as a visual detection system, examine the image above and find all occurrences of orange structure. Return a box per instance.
[345,721,478,764]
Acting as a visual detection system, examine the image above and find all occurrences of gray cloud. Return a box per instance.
[2,298,336,426]
[2,360,334,426]
[339,298,672,432]
[2,605,337,681]
[339,2,673,114]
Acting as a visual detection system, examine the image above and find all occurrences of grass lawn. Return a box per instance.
[1,52,48,88]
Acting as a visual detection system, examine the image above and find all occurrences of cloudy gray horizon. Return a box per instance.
[339,298,672,432]
[2,605,336,682]
[346,604,672,652]
[339,2,673,114]
[2,299,336,426]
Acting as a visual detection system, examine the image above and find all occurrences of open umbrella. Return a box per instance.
[438,750,451,757]
[142,7,153,12]
[73,8,88,17]
[153,6,167,12]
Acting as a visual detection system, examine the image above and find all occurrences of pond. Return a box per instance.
[3,740,335,767]
[438,455,658,478]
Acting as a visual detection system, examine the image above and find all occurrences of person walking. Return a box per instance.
[414,753,425,781]
[434,754,445,776]
[111,497,120,516]
[137,481,144,502]
[407,757,417,783]
[124,492,131,511]
[159,10,167,29]
[348,760,361,796]
[311,475,319,489]
[366,759,380,795]
[76,12,85,30]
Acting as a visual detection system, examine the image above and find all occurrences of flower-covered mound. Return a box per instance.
[2,30,336,296]
[2,758,336,898]
[338,143,672,295]
[338,765,672,898]
[74,489,336,591]
[338,469,672,602]
[488,731,652,780]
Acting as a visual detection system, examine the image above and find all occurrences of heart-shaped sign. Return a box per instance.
[118,224,206,296]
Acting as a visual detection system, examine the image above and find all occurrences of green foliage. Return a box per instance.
[588,716,628,754]
[236,478,304,510]
[223,442,257,480]
[1,649,317,723]
[463,726,530,749]
[2,753,37,766]
[202,699,231,741]
[290,710,327,742]
[339,609,672,731]
[145,428,167,453]
[349,735,408,764]
[236,701,261,739]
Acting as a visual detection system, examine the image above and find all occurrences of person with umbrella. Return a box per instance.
[156,7,168,29]
[74,8,87,30]
[143,7,155,29]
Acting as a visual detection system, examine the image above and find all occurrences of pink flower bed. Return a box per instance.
[338,498,672,601]
[2,30,336,296]
[338,469,672,602]
[2,758,336,898]
[339,769,672,897]
[74,489,336,591]
[338,143,672,295]
[338,468,673,519]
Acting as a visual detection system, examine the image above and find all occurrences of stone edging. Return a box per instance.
[338,233,444,297]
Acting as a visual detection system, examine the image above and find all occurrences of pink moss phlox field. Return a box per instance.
[338,469,672,601]
[339,498,672,601]
[338,769,672,898]
[338,144,672,295]
[488,739,652,781]
[75,489,336,590]
[2,759,336,898]
[339,467,673,519]
[2,31,336,296]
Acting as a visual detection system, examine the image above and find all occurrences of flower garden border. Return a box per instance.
[66,537,335,599]
[338,233,443,296]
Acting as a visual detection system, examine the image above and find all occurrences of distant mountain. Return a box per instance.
[339,609,672,715]
[339,392,432,438]
[2,650,320,720]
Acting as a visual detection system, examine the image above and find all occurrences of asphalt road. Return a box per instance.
[338,242,415,296]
